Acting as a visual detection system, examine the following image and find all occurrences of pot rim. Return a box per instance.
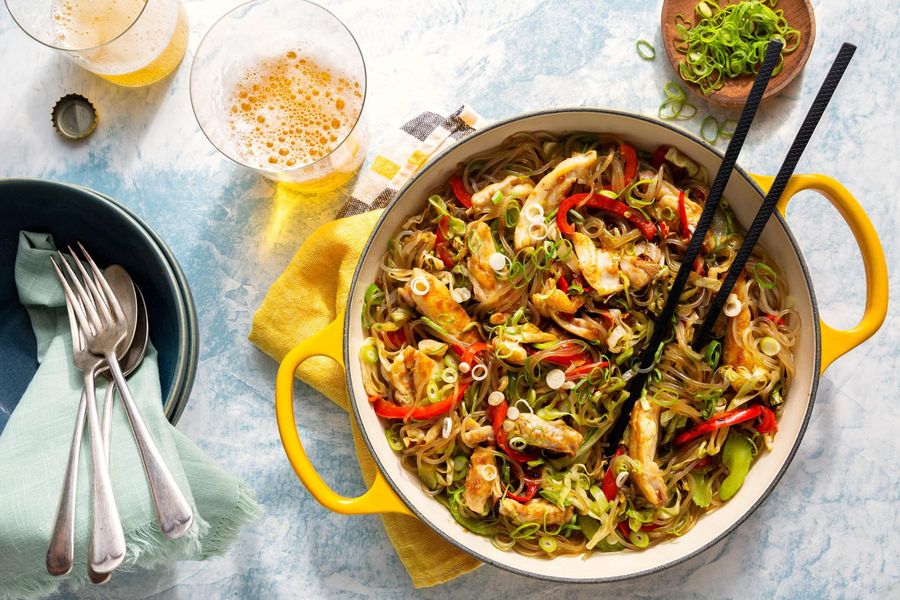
[344,107,821,583]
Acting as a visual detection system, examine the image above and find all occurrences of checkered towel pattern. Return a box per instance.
[337,105,487,218]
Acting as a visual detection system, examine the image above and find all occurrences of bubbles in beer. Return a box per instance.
[226,50,363,169]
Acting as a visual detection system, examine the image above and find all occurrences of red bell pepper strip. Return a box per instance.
[525,345,591,368]
[674,404,778,446]
[617,521,631,539]
[556,194,587,236]
[693,257,705,275]
[557,193,657,241]
[677,190,691,240]
[658,220,669,239]
[602,447,625,501]
[765,314,784,327]
[384,329,406,348]
[458,341,489,367]
[650,145,669,169]
[449,174,473,208]
[489,400,539,463]
[620,143,638,186]
[557,275,569,293]
[564,361,610,380]
[372,380,470,421]
[755,405,778,434]
[434,216,455,267]
[504,478,538,502]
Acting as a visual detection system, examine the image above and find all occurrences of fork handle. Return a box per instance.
[83,373,127,574]
[46,390,88,576]
[105,353,193,539]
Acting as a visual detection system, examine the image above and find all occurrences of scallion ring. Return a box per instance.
[538,536,558,553]
[509,436,527,451]
[636,39,656,61]
[700,115,720,143]
[753,262,778,289]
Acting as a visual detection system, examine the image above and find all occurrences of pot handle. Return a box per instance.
[751,173,888,374]
[275,313,411,515]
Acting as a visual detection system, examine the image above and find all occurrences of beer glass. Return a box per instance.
[189,0,367,190]
[5,0,189,87]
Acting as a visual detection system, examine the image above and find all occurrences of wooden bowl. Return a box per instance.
[660,0,816,107]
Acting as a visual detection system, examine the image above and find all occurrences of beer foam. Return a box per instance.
[225,50,363,169]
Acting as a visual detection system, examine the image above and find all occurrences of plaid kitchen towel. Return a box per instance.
[250,106,488,588]
[336,105,487,218]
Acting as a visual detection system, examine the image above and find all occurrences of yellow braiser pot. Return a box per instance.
[275,109,888,582]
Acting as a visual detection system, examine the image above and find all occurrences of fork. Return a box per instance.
[47,259,126,576]
[58,244,194,540]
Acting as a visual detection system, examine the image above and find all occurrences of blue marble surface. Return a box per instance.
[1,0,898,598]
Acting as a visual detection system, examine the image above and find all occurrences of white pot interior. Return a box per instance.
[345,110,819,581]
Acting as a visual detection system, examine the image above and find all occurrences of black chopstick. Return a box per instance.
[603,40,784,456]
[691,43,857,352]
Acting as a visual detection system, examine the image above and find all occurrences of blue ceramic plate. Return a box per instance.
[0,179,198,434]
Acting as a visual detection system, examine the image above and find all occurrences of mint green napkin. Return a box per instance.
[0,232,260,600]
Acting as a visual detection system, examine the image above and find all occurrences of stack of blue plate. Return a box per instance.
[0,180,198,434]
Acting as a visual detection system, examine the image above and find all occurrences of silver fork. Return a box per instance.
[62,243,193,539]
[47,258,126,576]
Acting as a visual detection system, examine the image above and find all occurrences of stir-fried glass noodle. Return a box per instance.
[359,132,796,556]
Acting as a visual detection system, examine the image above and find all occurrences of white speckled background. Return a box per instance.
[1,0,898,598]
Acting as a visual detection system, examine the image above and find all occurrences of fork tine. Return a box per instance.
[66,245,113,325]
[55,251,104,335]
[77,241,125,322]
[50,256,93,346]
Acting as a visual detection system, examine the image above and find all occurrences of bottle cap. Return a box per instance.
[51,94,98,140]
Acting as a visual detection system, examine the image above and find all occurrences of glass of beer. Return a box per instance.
[189,0,367,191]
[5,0,189,87]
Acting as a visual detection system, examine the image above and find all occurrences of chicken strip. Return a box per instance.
[620,241,663,290]
[723,278,757,389]
[386,346,441,405]
[466,222,504,305]
[626,399,668,506]
[531,278,585,316]
[510,413,583,456]
[515,152,598,250]
[464,447,499,515]
[493,322,558,365]
[650,178,702,234]
[460,420,495,447]
[571,232,624,296]
[404,268,480,343]
[551,313,608,343]
[499,498,574,526]
[470,175,534,216]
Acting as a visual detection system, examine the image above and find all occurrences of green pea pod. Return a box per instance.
[720,433,754,501]
[447,493,498,536]
[690,472,713,508]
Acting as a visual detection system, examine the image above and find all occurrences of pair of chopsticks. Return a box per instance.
[605,41,857,454]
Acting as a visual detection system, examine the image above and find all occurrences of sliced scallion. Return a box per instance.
[636,39,656,61]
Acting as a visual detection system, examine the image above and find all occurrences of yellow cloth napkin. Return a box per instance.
[249,107,486,587]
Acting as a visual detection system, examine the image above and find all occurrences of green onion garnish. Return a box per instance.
[760,336,781,356]
[703,339,721,368]
[674,0,801,95]
[361,344,379,365]
[385,427,404,451]
[364,283,383,306]
[659,80,697,121]
[538,536,558,553]
[629,530,650,548]
[701,115,720,143]
[753,262,778,289]
[636,39,656,61]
